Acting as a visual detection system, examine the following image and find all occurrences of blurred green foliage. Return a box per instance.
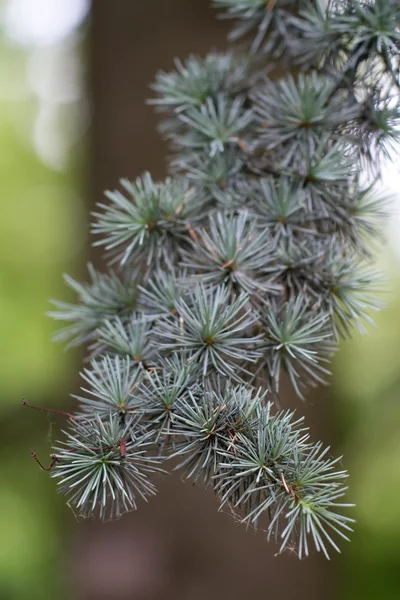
[0,26,85,599]
[334,258,400,600]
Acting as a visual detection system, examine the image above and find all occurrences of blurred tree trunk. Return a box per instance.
[72,1,338,598]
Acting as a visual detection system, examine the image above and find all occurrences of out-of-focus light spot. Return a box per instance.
[33,103,69,170]
[3,0,89,47]
[381,158,400,262]
[27,42,83,103]
[33,100,89,171]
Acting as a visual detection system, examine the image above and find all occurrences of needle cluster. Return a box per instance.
[39,0,398,559]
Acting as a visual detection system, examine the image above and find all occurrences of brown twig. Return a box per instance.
[231,136,250,153]
[22,398,76,420]
[281,472,299,501]
[30,450,59,471]
[119,438,127,459]
[227,432,238,455]
[221,258,236,269]
[185,223,199,243]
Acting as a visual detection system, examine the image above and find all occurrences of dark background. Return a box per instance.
[1,1,400,598]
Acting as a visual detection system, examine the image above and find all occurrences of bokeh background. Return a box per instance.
[1,1,399,598]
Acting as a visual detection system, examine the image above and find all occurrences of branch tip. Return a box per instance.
[30,450,59,471]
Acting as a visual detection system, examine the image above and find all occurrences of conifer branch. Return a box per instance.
[29,0,398,558]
